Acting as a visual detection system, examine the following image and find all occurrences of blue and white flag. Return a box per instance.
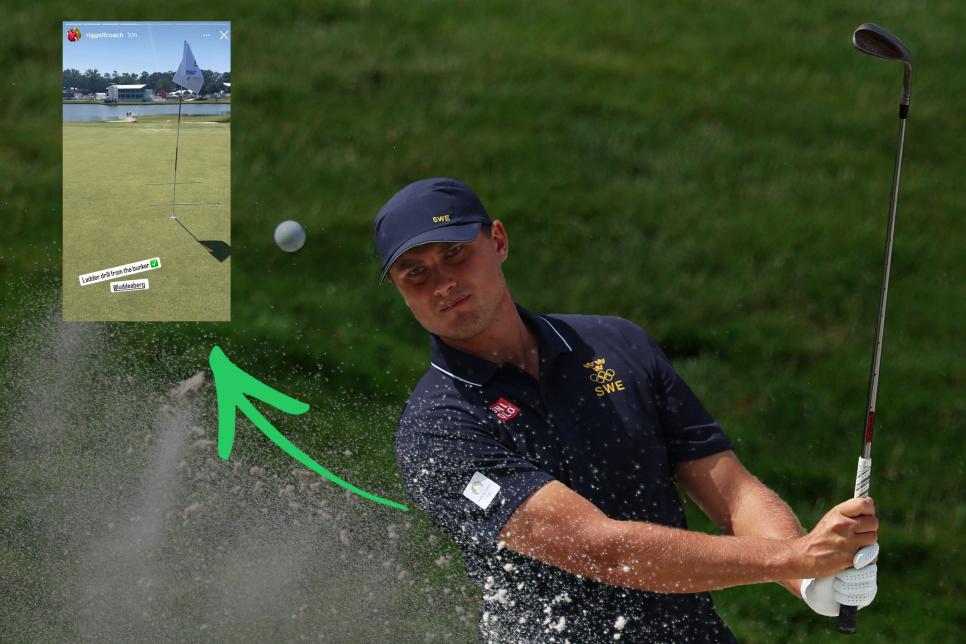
[172,41,204,94]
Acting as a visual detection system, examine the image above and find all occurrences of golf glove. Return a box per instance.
[801,543,879,617]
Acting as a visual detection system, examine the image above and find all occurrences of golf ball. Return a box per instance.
[274,220,306,252]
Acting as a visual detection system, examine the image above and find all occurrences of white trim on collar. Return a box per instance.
[538,316,572,352]
[429,361,484,388]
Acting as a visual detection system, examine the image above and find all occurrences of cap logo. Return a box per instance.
[432,214,451,223]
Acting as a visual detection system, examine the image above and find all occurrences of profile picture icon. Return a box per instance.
[67,28,82,42]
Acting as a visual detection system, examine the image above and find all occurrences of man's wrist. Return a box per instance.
[768,537,808,599]
[779,577,805,600]
[769,535,808,581]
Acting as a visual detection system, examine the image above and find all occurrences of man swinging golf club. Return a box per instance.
[375,177,879,642]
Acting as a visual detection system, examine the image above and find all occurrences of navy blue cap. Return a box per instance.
[374,177,491,282]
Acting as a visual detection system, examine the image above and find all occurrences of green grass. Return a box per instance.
[62,120,230,320]
[3,0,965,641]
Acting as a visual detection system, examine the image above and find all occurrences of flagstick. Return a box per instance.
[170,92,184,220]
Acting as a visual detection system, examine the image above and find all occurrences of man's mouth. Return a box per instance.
[440,294,470,312]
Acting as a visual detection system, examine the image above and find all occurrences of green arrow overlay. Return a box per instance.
[208,346,408,511]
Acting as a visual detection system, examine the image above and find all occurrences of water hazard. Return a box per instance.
[64,103,232,122]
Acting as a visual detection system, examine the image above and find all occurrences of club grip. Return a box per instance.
[839,455,871,634]
[837,604,857,634]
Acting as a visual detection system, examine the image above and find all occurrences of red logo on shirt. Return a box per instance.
[489,397,520,422]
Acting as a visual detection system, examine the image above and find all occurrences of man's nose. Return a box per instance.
[433,269,457,296]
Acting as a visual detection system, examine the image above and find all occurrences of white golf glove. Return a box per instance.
[801,543,879,617]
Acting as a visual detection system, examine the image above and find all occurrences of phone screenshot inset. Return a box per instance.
[63,21,231,321]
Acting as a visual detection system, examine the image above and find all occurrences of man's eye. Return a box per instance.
[446,245,464,258]
[408,266,425,278]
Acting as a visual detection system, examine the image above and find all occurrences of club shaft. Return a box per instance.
[861,113,907,457]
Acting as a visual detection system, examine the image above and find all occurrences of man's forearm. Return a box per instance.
[729,480,807,597]
[588,519,804,594]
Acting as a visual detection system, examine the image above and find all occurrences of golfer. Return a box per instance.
[375,178,879,642]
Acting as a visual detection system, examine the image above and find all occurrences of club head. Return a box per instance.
[853,23,913,106]
[853,23,912,62]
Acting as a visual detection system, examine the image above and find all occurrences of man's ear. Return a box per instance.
[490,220,509,261]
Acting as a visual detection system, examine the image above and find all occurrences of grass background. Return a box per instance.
[62,118,230,321]
[1,1,964,641]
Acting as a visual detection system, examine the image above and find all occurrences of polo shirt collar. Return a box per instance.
[429,304,573,387]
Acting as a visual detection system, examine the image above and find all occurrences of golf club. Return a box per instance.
[838,22,913,636]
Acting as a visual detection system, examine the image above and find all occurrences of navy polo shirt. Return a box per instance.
[396,305,737,643]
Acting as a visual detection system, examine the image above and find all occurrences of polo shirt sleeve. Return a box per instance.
[617,319,734,464]
[395,402,555,551]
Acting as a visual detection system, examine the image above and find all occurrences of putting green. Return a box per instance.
[63,120,230,321]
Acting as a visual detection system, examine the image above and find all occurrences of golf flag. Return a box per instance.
[173,41,204,94]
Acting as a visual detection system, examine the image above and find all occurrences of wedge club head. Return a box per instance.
[853,23,913,106]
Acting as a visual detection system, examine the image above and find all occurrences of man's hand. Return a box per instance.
[802,543,879,617]
[794,497,878,579]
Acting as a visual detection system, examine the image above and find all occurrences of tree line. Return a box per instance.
[63,68,231,96]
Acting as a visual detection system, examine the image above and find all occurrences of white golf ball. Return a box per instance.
[274,220,306,252]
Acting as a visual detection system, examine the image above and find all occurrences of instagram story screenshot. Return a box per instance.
[62,22,231,321]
